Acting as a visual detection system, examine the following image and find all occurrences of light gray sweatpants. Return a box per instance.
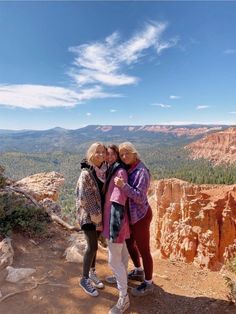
[108,241,129,297]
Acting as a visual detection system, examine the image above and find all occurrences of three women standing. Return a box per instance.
[76,140,153,308]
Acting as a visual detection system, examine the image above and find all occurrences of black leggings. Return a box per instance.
[82,224,101,278]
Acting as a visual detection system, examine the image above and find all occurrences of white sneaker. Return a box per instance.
[89,269,104,289]
[109,294,130,314]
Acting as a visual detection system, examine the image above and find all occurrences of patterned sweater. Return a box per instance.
[122,161,151,225]
[75,168,103,230]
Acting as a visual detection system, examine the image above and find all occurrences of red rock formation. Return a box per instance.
[143,126,222,137]
[153,178,236,269]
[14,171,64,202]
[186,127,236,165]
[94,125,223,137]
[96,126,112,132]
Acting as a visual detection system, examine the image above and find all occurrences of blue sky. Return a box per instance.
[0,1,236,130]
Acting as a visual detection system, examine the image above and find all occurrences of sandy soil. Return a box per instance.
[0,223,235,314]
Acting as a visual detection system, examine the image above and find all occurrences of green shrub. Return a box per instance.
[0,191,49,237]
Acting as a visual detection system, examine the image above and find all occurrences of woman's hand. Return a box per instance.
[114,176,125,188]
[91,214,102,225]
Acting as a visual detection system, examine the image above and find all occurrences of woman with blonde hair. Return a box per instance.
[114,142,154,297]
[75,142,107,297]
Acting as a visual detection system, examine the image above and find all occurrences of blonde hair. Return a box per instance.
[86,142,106,164]
[119,142,140,160]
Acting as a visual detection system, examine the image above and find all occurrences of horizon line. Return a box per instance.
[1,123,235,132]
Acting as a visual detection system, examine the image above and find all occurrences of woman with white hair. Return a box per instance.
[75,142,107,297]
[114,142,154,297]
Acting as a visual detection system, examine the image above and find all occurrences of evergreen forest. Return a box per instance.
[1,143,236,221]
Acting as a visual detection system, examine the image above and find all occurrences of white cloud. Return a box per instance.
[110,109,117,113]
[69,21,176,87]
[119,22,167,63]
[156,37,178,55]
[86,112,91,116]
[70,69,137,86]
[224,49,236,55]
[229,111,236,114]
[196,105,209,110]
[151,103,171,108]
[0,84,119,109]
[169,95,180,99]
[0,21,176,110]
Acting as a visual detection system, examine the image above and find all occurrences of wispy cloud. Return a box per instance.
[86,112,91,116]
[0,84,119,109]
[169,95,180,99]
[110,109,117,113]
[0,21,176,109]
[69,21,177,87]
[156,37,178,55]
[196,105,209,110]
[224,49,236,55]
[229,111,236,114]
[151,103,171,108]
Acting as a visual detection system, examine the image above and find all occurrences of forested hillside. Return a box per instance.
[1,124,236,219]
[0,124,227,152]
[1,144,236,220]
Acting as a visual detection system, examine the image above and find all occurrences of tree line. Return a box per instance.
[1,145,236,220]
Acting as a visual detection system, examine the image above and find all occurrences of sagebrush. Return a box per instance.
[0,191,49,237]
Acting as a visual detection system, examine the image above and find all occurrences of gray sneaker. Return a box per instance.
[128,269,145,282]
[105,275,117,284]
[89,270,104,289]
[79,277,99,297]
[109,294,130,314]
[131,281,154,297]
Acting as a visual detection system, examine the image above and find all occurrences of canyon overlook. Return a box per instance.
[2,169,236,271]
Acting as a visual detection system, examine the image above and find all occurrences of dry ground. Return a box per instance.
[0,223,235,314]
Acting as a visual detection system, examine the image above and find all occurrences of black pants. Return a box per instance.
[82,224,101,278]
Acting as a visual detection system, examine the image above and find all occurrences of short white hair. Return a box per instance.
[119,142,140,159]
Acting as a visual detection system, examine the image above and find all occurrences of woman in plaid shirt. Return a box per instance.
[76,142,107,297]
[114,142,154,297]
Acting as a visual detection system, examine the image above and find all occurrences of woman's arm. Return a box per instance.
[110,168,128,206]
[115,168,149,204]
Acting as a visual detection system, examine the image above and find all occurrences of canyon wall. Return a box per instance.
[186,127,236,165]
[153,178,236,269]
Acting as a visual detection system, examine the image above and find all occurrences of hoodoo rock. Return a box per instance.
[153,178,236,269]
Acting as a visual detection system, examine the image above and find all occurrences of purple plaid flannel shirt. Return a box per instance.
[122,161,150,225]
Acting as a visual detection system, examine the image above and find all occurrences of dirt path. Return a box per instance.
[0,224,234,314]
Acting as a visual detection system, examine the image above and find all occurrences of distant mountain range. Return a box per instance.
[0,124,230,153]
